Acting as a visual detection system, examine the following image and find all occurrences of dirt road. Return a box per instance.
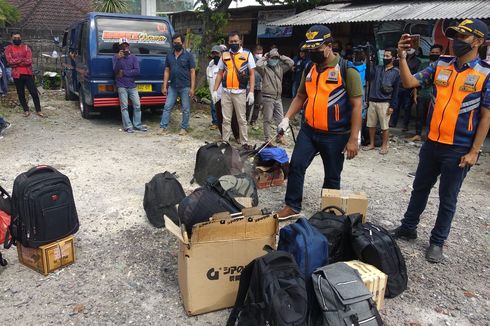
[0,90,489,325]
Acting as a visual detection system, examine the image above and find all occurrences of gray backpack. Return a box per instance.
[313,262,383,326]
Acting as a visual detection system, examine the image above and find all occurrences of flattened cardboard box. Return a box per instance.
[165,208,278,316]
[254,165,284,189]
[321,189,368,222]
[345,260,387,310]
[17,235,75,275]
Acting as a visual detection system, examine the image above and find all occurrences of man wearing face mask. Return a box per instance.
[275,25,363,220]
[159,34,196,136]
[390,46,420,130]
[363,48,400,154]
[206,45,223,131]
[5,32,44,117]
[113,41,147,133]
[391,19,490,263]
[213,31,256,149]
[255,47,294,144]
[409,44,444,142]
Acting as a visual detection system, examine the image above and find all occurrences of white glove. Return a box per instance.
[277,117,290,134]
[246,92,254,106]
[212,91,219,104]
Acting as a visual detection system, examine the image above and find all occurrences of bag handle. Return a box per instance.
[26,165,57,178]
[226,259,255,326]
[321,205,346,215]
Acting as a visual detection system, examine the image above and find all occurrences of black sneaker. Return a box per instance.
[425,244,444,263]
[390,226,417,240]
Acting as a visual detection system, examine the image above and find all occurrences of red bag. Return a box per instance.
[0,210,10,244]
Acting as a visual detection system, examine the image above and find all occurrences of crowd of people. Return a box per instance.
[1,19,489,264]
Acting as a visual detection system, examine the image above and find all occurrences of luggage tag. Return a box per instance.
[326,68,339,83]
[460,75,480,92]
[434,69,452,86]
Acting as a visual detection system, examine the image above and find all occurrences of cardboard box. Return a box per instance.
[344,260,387,310]
[17,236,75,275]
[254,165,284,189]
[165,208,278,316]
[321,189,368,221]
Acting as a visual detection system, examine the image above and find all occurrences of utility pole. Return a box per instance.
[141,0,157,16]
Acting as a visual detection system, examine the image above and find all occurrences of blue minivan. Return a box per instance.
[61,12,173,118]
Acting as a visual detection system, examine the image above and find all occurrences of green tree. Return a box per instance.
[0,0,20,27]
[94,0,129,13]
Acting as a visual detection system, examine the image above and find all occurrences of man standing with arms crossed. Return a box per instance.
[391,19,490,263]
[213,31,255,149]
[275,25,363,220]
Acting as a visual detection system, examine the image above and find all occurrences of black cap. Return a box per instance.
[446,19,489,39]
[301,25,333,50]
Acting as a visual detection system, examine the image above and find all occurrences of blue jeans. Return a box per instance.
[210,101,218,125]
[401,140,471,246]
[391,88,412,128]
[118,87,142,130]
[285,124,350,212]
[160,86,191,129]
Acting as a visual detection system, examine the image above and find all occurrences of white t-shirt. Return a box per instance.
[217,48,256,94]
[206,59,222,100]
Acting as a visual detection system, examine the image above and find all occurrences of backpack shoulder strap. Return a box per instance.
[338,57,349,89]
[226,259,256,326]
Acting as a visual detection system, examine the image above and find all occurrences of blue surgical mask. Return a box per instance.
[268,59,279,67]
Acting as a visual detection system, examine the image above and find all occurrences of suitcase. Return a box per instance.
[9,165,79,248]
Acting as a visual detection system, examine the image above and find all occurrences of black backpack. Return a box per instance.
[191,142,243,186]
[143,171,186,228]
[309,206,362,263]
[227,248,308,326]
[351,222,408,298]
[177,184,241,236]
[8,165,79,248]
[313,262,383,326]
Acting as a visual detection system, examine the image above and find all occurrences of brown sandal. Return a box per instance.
[36,112,47,118]
[23,111,30,117]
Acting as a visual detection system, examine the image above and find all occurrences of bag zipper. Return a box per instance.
[355,315,377,325]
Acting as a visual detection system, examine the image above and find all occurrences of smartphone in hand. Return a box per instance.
[409,34,420,49]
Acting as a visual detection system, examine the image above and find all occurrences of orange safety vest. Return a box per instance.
[221,50,250,90]
[304,63,351,132]
[428,56,490,147]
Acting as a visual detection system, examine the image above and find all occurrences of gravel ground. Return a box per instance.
[0,89,489,325]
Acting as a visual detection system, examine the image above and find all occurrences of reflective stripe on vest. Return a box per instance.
[304,64,350,132]
[429,58,489,146]
[222,51,250,90]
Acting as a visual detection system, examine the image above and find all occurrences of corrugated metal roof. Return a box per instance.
[269,1,490,26]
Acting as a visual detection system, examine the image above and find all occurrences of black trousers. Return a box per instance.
[14,74,41,112]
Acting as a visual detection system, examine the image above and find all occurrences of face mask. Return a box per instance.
[310,51,325,64]
[268,59,279,67]
[13,39,21,45]
[213,56,220,65]
[123,50,130,57]
[406,48,416,55]
[452,38,473,57]
[229,44,240,52]
[255,54,263,59]
[429,54,440,62]
[383,58,392,66]
[173,44,183,52]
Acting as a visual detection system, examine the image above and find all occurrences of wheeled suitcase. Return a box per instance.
[8,165,79,248]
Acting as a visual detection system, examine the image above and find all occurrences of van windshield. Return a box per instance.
[96,17,171,55]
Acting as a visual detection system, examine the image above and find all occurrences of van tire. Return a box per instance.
[64,77,77,101]
[79,89,93,119]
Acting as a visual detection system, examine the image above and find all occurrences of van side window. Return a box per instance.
[80,22,88,63]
